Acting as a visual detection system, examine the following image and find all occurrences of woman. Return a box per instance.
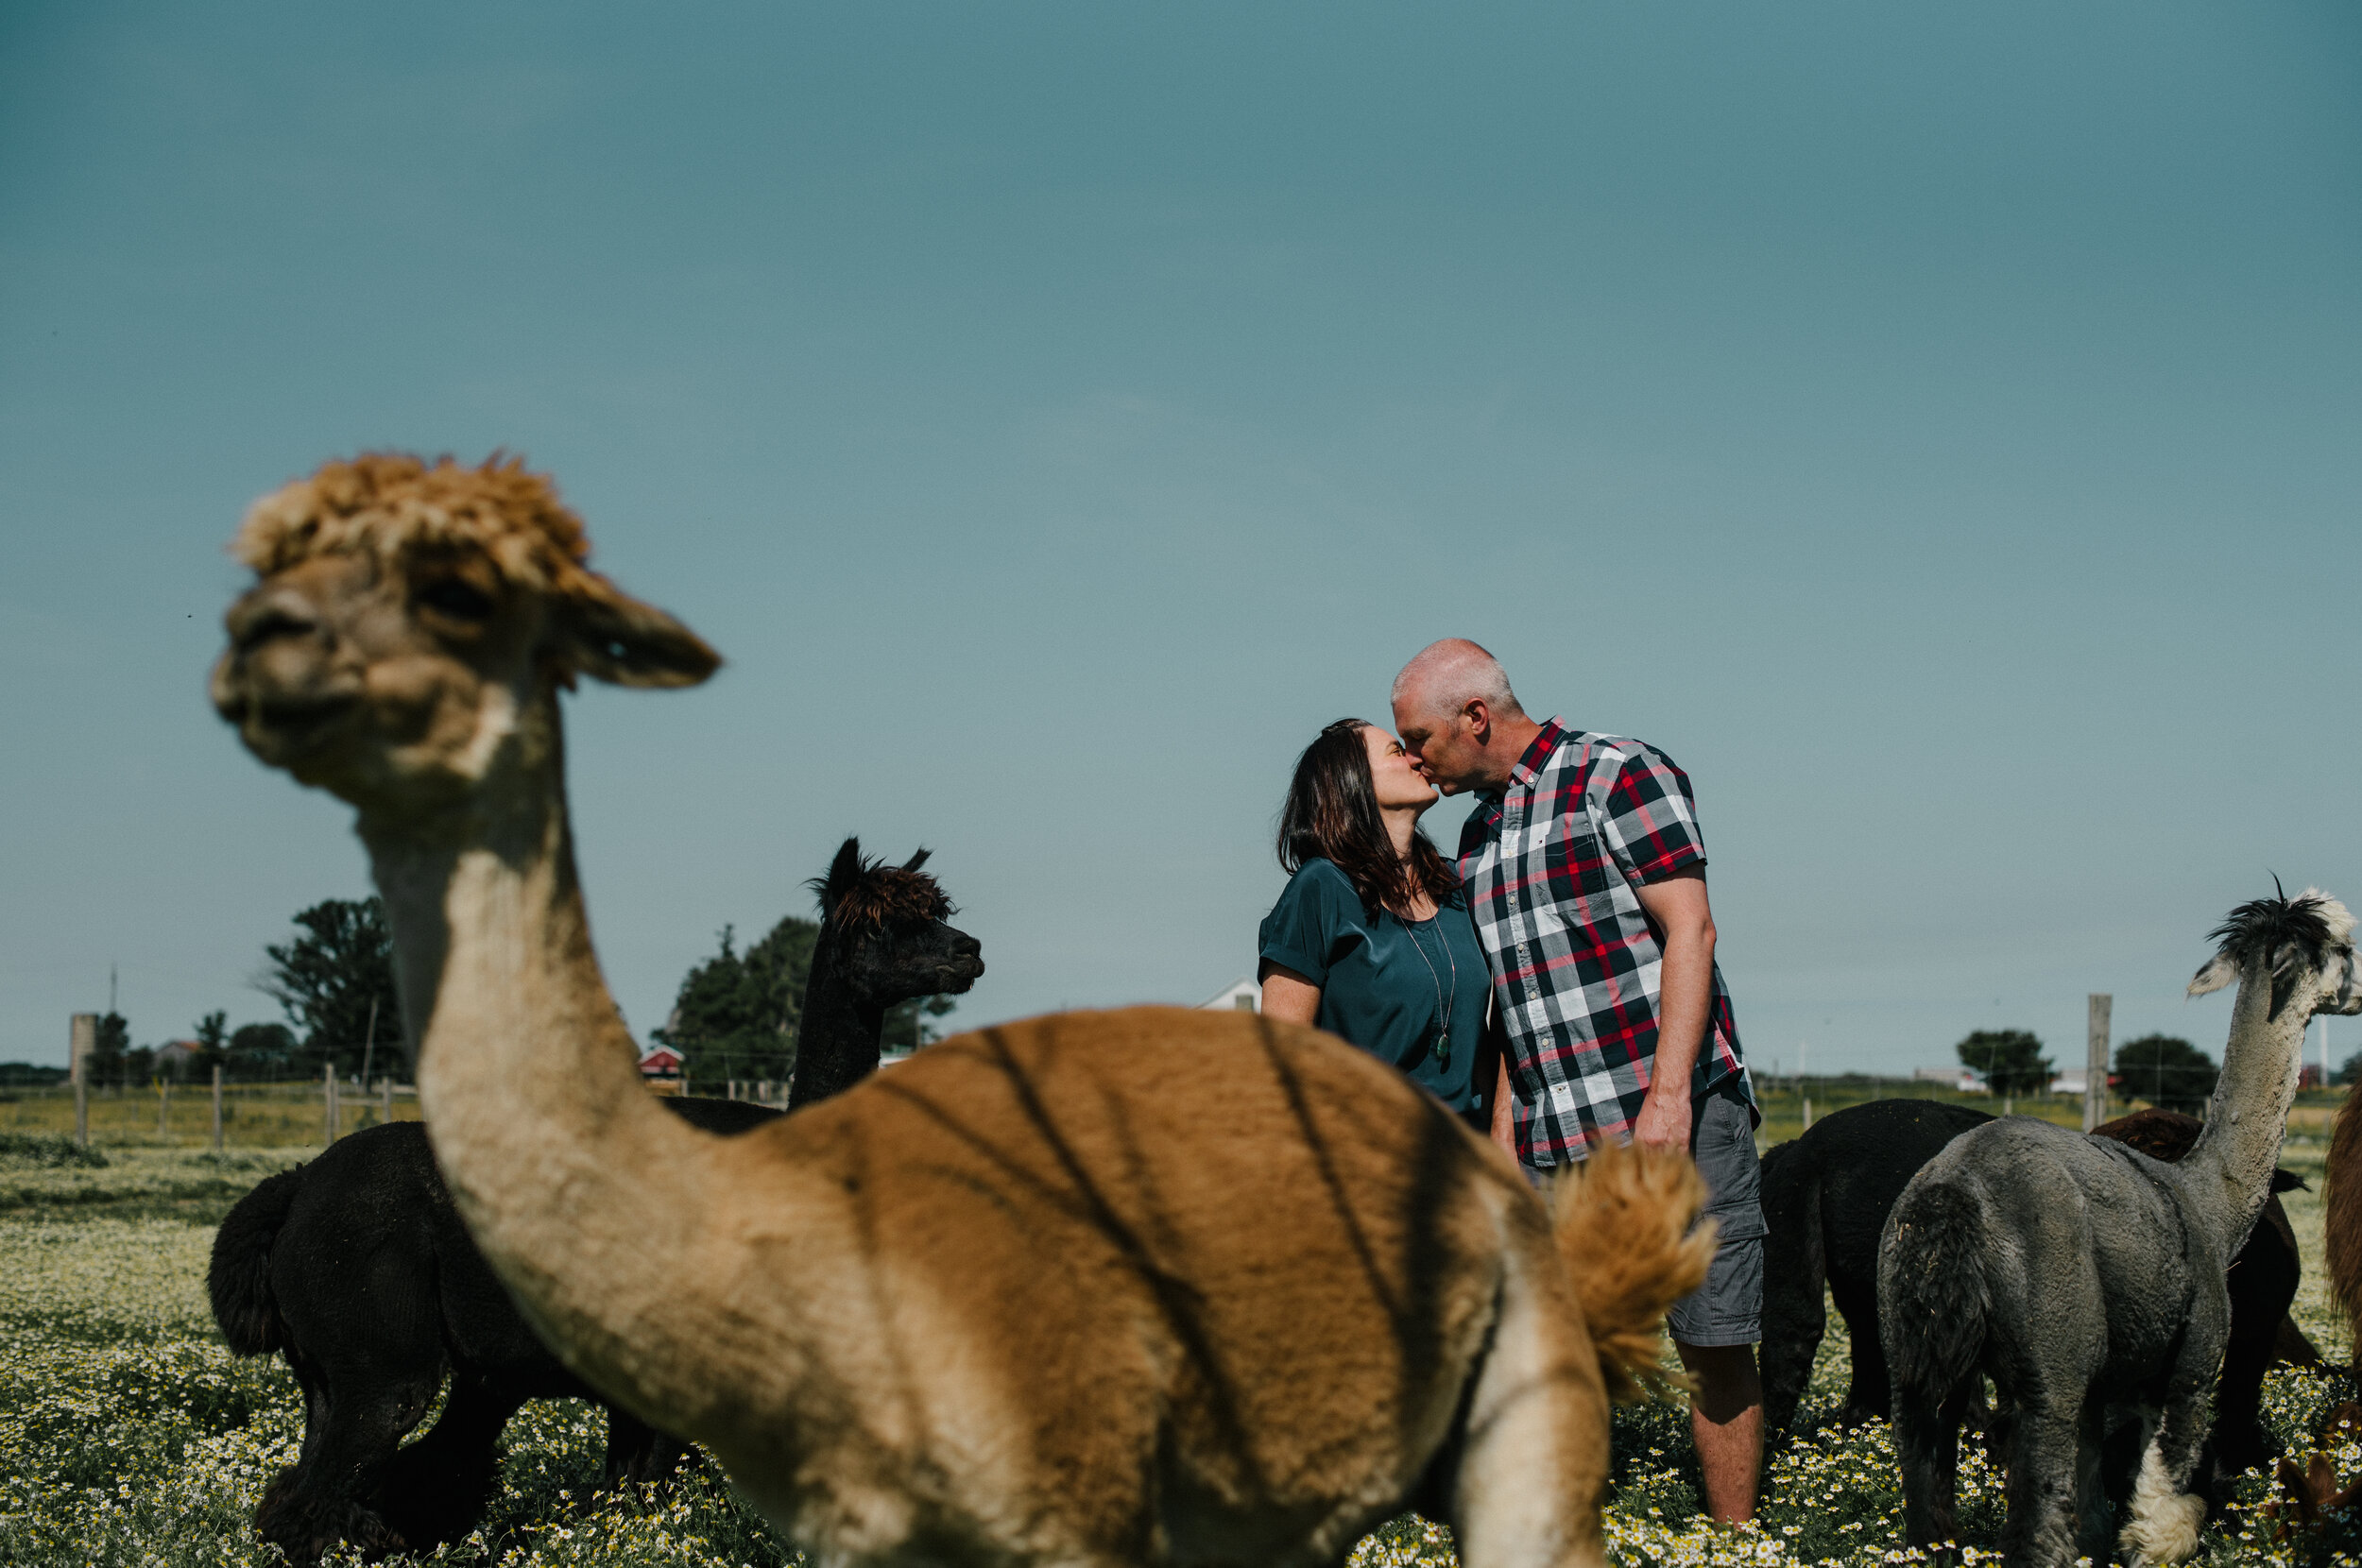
[1258,718,1492,1130]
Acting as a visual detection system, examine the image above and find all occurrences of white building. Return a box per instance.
[1200,978,1261,1014]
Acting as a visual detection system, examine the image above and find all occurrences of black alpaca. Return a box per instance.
[207,839,983,1564]
[1761,1100,2314,1479]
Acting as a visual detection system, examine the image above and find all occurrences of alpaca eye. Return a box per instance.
[418,579,495,622]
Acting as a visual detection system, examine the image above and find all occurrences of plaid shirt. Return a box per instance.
[1457,719,1752,1166]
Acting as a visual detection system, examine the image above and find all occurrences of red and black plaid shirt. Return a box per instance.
[1457,719,1752,1166]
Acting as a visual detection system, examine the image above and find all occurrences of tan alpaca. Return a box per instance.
[211,453,1715,1568]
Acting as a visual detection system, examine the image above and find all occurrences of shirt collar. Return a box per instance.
[1507,717,1566,792]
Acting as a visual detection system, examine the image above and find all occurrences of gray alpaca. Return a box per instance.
[1879,889,2362,1568]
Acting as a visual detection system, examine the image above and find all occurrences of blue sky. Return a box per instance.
[4,2,2359,1077]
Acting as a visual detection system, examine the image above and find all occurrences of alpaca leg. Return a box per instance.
[1829,1274,1889,1425]
[2118,1392,2210,1568]
[601,1404,691,1487]
[1998,1399,2085,1568]
[2071,1397,2113,1563]
[1893,1377,1975,1557]
[1756,1171,1825,1440]
[368,1369,526,1553]
[255,1360,436,1563]
[1448,1260,1612,1568]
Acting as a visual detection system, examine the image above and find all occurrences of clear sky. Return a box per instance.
[5,2,2359,1078]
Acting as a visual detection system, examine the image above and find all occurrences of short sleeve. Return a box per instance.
[1596,742,1708,884]
[1258,861,1360,984]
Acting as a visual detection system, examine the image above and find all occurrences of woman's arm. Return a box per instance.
[1257,960,1322,1026]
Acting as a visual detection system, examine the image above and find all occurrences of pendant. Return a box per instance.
[1436,1031,1452,1070]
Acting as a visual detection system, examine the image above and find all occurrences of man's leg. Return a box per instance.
[1664,1090,1767,1523]
[1677,1339,1764,1523]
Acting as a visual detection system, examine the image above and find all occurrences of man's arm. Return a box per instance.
[1631,864,1717,1151]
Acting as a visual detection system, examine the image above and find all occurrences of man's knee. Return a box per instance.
[1676,1340,1762,1423]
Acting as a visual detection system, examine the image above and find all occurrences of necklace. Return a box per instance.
[1400,909,1460,1071]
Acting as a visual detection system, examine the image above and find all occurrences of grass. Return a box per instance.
[3,1124,2359,1567]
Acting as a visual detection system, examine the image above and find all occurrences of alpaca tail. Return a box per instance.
[208,1165,305,1355]
[1547,1138,1718,1403]
[1881,1176,1989,1408]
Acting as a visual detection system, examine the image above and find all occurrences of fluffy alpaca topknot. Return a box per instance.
[812,837,953,934]
[234,453,593,592]
[2192,886,2356,1017]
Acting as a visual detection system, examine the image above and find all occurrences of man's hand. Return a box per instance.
[1632,1084,1692,1151]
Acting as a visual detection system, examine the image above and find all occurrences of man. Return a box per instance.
[1391,638,1763,1523]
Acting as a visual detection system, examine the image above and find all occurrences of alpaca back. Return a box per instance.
[689,1008,1567,1557]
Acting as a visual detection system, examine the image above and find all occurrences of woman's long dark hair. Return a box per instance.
[1276,719,1460,918]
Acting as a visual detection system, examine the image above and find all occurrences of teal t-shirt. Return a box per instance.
[1258,858,1489,1114]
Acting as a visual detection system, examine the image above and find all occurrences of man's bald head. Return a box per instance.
[1389,639,1539,795]
[1391,639,1525,726]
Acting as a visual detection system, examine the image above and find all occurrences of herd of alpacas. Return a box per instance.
[198,452,2362,1568]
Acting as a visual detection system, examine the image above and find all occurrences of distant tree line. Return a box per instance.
[67,897,400,1087]
[70,890,953,1091]
[1950,1027,2220,1116]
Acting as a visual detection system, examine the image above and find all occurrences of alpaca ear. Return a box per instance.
[818,838,865,915]
[555,571,721,689]
[2188,954,2238,997]
[901,848,932,875]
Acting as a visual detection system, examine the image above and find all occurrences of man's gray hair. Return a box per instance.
[1392,639,1525,721]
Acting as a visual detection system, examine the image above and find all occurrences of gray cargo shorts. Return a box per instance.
[1524,1085,1764,1348]
[1664,1088,1764,1347]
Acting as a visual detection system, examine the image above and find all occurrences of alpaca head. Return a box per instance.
[811,837,985,1009]
[2189,886,2362,1020]
[211,454,718,818]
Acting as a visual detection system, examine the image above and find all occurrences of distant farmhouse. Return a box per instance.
[1201,978,1260,1014]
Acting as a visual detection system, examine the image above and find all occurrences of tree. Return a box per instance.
[229,1022,300,1082]
[1956,1029,2051,1098]
[259,898,403,1077]
[884,995,959,1055]
[2114,1033,2218,1115]
[88,1011,130,1088]
[2337,1049,2362,1088]
[190,1011,230,1079]
[652,916,820,1085]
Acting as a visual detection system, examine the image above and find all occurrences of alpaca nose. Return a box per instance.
[227,588,325,656]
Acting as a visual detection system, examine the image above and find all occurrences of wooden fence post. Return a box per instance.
[381,1076,393,1125]
[324,1067,339,1145]
[159,1078,171,1136]
[2084,994,2112,1133]
[212,1065,224,1152]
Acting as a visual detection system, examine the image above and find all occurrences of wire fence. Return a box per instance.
[0,1077,419,1149]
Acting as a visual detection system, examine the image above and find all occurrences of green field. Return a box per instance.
[2,1116,2357,1567]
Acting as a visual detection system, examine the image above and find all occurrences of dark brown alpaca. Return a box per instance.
[2324,1082,2362,1367]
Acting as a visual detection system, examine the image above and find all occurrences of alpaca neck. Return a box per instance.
[357,707,725,1418]
[788,946,883,1110]
[2182,963,2309,1259]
